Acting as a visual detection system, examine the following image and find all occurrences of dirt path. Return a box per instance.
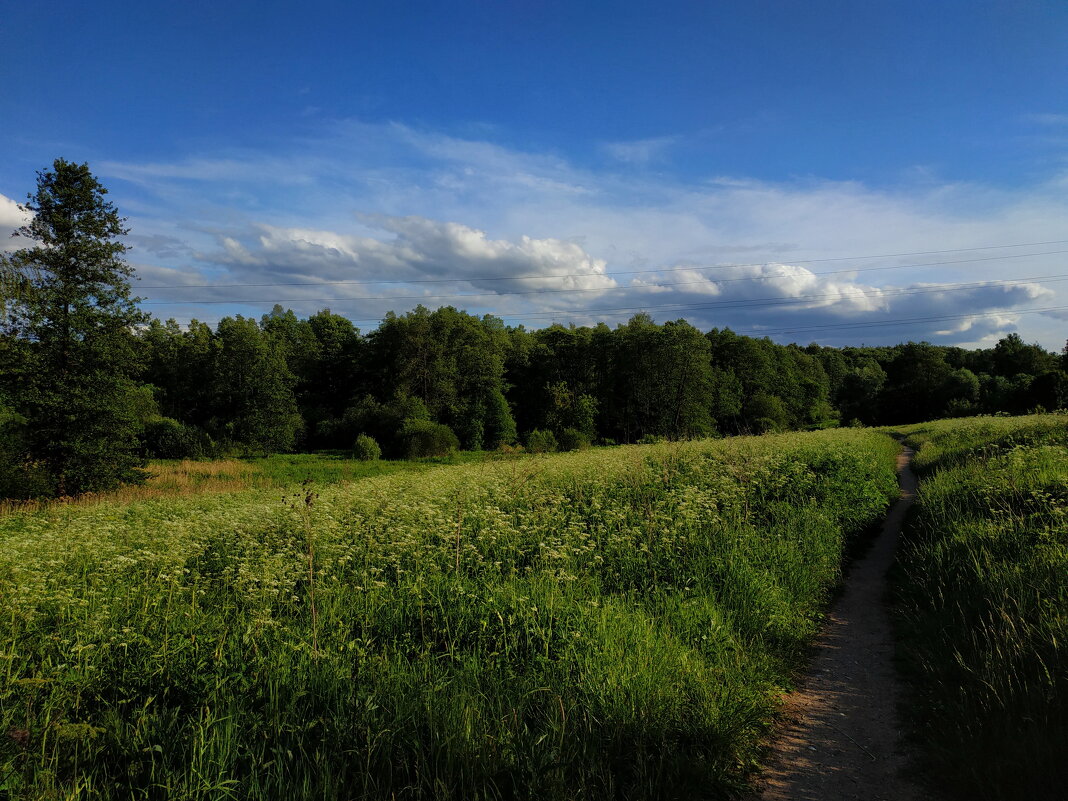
[751,448,921,801]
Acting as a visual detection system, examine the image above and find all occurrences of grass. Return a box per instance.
[0,451,489,517]
[0,429,901,800]
[891,413,1068,800]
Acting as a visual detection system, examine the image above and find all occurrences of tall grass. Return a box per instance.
[0,452,483,517]
[892,414,1068,800]
[0,429,900,800]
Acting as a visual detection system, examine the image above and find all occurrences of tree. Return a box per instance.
[367,306,515,449]
[604,315,714,441]
[1,159,148,496]
[210,316,302,455]
[991,333,1056,378]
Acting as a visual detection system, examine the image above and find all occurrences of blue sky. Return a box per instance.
[2,0,1067,348]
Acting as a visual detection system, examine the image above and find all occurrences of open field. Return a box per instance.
[0,429,898,800]
[892,414,1068,800]
[0,452,490,518]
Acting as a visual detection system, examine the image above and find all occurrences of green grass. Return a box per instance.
[0,429,900,800]
[242,449,491,486]
[892,413,1068,800]
[0,451,494,517]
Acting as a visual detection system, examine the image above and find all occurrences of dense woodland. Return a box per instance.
[3,159,1067,498]
[128,306,1068,451]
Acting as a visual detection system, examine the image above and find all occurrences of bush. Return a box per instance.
[338,393,432,457]
[142,417,214,459]
[400,419,460,459]
[353,433,382,462]
[526,429,558,454]
[750,417,782,435]
[0,405,52,499]
[557,427,591,452]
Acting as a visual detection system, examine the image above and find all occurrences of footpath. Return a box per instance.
[752,448,921,801]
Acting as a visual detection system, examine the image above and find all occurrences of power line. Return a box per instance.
[746,304,1068,336]
[137,249,1068,305]
[135,239,1068,290]
[464,275,1068,320]
[131,275,1068,329]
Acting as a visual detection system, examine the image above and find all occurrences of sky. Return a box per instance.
[2,0,1067,349]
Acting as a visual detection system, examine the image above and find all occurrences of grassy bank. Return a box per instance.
[893,414,1068,800]
[0,429,899,800]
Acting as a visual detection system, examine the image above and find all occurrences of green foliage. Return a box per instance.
[133,304,1068,460]
[556,427,591,451]
[481,386,517,449]
[352,433,382,461]
[608,316,715,440]
[142,417,214,459]
[893,414,1068,800]
[544,381,598,442]
[746,393,788,433]
[526,428,558,453]
[835,360,886,424]
[1,159,148,496]
[0,400,51,498]
[0,428,899,799]
[368,306,516,450]
[211,316,303,455]
[399,418,460,458]
[332,393,431,457]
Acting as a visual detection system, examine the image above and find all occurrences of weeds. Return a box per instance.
[0,429,900,799]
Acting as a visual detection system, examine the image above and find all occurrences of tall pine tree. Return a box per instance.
[2,159,148,496]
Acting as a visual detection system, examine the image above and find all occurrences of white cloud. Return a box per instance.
[0,193,29,252]
[199,216,615,292]
[91,121,1068,347]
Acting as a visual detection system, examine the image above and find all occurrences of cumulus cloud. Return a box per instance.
[0,193,29,252]
[91,121,1068,346]
[199,216,615,291]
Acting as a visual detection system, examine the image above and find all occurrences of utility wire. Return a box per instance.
[135,239,1068,290]
[138,249,1068,305]
[131,275,1068,328]
[456,275,1068,320]
[750,304,1068,337]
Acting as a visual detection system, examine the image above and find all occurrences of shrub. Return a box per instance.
[339,393,431,457]
[750,417,782,435]
[526,429,558,453]
[142,417,214,459]
[353,433,382,462]
[400,419,460,459]
[0,404,52,499]
[557,427,591,452]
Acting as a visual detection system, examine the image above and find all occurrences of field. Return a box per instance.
[893,414,1068,800]
[0,452,484,517]
[0,430,899,800]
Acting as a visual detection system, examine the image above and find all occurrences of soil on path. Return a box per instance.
[751,448,921,801]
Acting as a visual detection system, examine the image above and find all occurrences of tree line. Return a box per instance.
[130,306,1068,451]
[3,160,1067,498]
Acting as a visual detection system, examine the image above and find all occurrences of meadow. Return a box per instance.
[0,451,485,517]
[893,414,1068,800]
[0,429,900,800]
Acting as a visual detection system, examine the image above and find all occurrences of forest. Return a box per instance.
[135,304,1067,452]
[1,159,1066,498]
